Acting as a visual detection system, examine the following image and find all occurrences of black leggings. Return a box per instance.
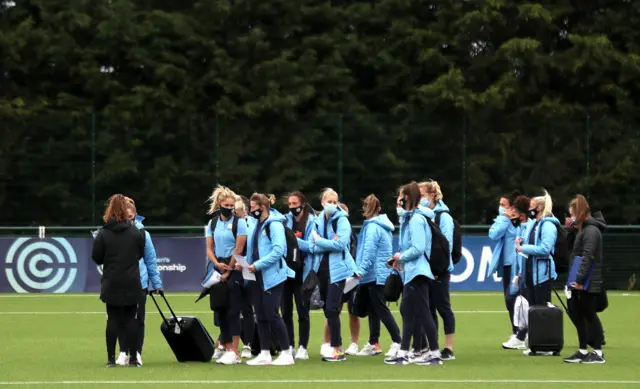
[118,289,146,355]
[106,304,138,362]
[569,290,604,350]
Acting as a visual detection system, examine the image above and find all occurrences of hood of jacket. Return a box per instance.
[433,200,450,213]
[585,212,607,232]
[103,219,133,233]
[414,206,434,221]
[364,214,395,232]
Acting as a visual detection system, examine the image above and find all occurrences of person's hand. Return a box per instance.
[355,273,363,280]
[221,272,230,281]
[392,253,401,261]
[152,289,163,295]
[248,264,257,273]
[235,263,243,271]
[333,235,340,240]
[216,262,230,271]
[392,260,399,271]
[570,282,584,290]
[312,231,320,242]
[565,217,574,228]
[515,237,523,245]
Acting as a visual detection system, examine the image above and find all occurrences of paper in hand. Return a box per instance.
[234,254,256,281]
[344,276,359,294]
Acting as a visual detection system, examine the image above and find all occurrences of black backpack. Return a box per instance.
[331,218,358,260]
[418,214,450,277]
[434,211,463,265]
[384,271,403,302]
[265,222,302,272]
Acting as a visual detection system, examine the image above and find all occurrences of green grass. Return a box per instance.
[1,292,639,389]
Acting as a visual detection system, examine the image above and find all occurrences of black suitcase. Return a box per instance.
[149,292,215,362]
[528,304,564,355]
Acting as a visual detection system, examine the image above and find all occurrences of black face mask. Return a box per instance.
[399,198,407,209]
[511,218,521,227]
[528,208,538,220]
[220,206,233,219]
[290,206,303,217]
[250,208,263,219]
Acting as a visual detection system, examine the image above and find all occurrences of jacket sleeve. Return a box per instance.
[356,226,377,276]
[297,237,310,253]
[91,233,105,265]
[400,216,427,262]
[521,222,557,257]
[488,216,510,241]
[254,222,286,271]
[143,231,163,289]
[314,217,350,253]
[440,213,454,255]
[576,226,599,284]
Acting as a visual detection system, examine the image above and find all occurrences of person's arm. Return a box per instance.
[488,215,510,241]
[314,217,350,252]
[356,227,377,277]
[253,222,286,271]
[399,216,427,263]
[91,233,105,265]
[520,222,557,257]
[143,231,163,290]
[576,226,599,285]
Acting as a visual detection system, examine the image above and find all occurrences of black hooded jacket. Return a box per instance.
[92,220,145,306]
[570,211,606,294]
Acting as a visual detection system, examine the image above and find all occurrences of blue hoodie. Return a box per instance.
[487,215,521,278]
[515,216,559,286]
[285,210,317,282]
[246,210,294,291]
[309,208,358,284]
[432,201,455,272]
[355,214,395,285]
[398,207,435,284]
[133,216,162,290]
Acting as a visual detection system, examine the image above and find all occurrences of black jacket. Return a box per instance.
[570,212,606,294]
[92,220,145,306]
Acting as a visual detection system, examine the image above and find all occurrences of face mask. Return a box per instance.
[528,208,538,220]
[396,207,406,218]
[498,206,506,216]
[324,203,337,215]
[399,198,407,209]
[250,208,263,219]
[420,198,430,208]
[220,206,233,219]
[571,216,576,224]
[290,206,303,217]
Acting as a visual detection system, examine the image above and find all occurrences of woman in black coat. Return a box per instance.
[92,194,145,367]
[563,195,606,364]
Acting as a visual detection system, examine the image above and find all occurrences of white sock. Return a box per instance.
[579,349,588,355]
[260,350,271,358]
[398,350,408,358]
[430,349,441,358]
[595,350,603,357]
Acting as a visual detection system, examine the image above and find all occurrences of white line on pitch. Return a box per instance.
[0,310,505,315]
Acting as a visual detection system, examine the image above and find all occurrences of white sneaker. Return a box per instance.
[357,343,382,356]
[217,351,241,365]
[523,349,554,356]
[247,353,273,366]
[502,335,526,350]
[213,346,225,359]
[295,346,309,360]
[320,343,333,358]
[273,351,295,366]
[136,352,143,366]
[115,352,129,366]
[345,343,359,356]
[241,346,253,359]
[385,342,401,357]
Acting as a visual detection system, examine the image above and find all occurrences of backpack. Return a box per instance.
[265,222,302,272]
[384,271,403,302]
[331,218,358,260]
[418,214,450,277]
[434,211,463,265]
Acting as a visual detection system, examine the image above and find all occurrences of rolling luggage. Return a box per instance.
[149,292,215,362]
[527,303,564,355]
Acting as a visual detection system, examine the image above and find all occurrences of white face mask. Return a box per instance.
[324,203,337,216]
[420,198,430,208]
[499,206,506,216]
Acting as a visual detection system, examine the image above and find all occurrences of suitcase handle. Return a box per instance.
[149,291,181,329]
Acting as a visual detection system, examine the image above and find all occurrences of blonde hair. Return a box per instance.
[234,196,247,213]
[250,193,276,208]
[531,189,553,217]
[362,194,381,219]
[320,188,339,202]
[207,185,237,215]
[419,181,443,202]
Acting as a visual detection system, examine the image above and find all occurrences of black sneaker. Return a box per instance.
[129,359,142,367]
[105,361,116,368]
[563,351,588,363]
[384,354,410,365]
[441,348,455,361]
[582,352,606,364]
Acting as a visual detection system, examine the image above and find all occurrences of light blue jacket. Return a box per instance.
[355,214,395,285]
[487,215,521,278]
[285,211,317,282]
[309,208,358,284]
[246,211,292,291]
[398,207,435,284]
[515,216,559,286]
[432,201,455,272]
[134,216,162,290]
